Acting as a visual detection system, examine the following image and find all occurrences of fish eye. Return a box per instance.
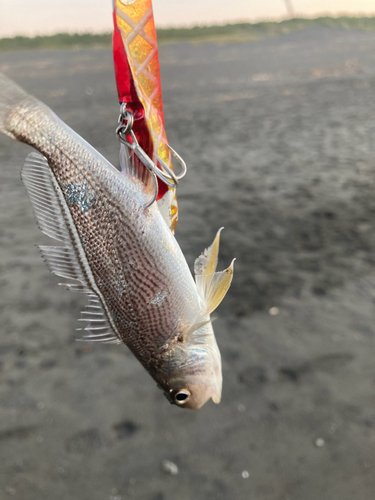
[174,389,191,404]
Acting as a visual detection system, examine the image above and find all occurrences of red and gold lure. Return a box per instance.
[112,0,182,232]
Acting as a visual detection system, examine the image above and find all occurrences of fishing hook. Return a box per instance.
[116,103,187,207]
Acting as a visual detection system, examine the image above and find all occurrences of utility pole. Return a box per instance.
[284,0,295,17]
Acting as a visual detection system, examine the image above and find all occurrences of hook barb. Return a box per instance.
[116,105,187,207]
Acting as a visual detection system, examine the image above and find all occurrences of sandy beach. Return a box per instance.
[1,26,375,499]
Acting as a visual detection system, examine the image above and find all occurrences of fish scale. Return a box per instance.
[10,102,198,356]
[0,73,234,409]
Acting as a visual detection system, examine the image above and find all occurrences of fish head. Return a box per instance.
[158,320,222,410]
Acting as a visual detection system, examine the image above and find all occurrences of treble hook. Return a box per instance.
[115,103,187,207]
[154,144,187,185]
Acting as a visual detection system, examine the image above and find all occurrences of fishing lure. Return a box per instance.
[112,0,185,232]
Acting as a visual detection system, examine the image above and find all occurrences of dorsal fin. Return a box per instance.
[21,152,121,344]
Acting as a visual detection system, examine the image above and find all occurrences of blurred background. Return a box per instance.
[1,1,375,500]
[0,0,374,35]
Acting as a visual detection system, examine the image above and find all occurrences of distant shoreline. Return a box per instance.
[1,16,375,51]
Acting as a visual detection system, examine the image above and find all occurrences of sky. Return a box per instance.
[0,0,375,37]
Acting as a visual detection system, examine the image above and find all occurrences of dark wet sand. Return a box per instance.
[1,26,375,500]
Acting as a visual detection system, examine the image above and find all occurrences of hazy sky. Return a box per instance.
[0,0,375,37]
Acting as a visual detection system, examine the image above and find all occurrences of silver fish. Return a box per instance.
[0,73,234,409]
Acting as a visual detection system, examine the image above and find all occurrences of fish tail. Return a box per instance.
[0,72,156,199]
[0,72,42,141]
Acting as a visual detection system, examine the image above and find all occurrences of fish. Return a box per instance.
[0,73,234,409]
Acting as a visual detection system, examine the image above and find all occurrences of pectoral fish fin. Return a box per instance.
[194,227,223,277]
[194,229,234,314]
[22,152,121,345]
[179,319,211,343]
[195,260,235,316]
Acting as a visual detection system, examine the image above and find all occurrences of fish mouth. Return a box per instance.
[211,393,221,404]
[164,381,222,409]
